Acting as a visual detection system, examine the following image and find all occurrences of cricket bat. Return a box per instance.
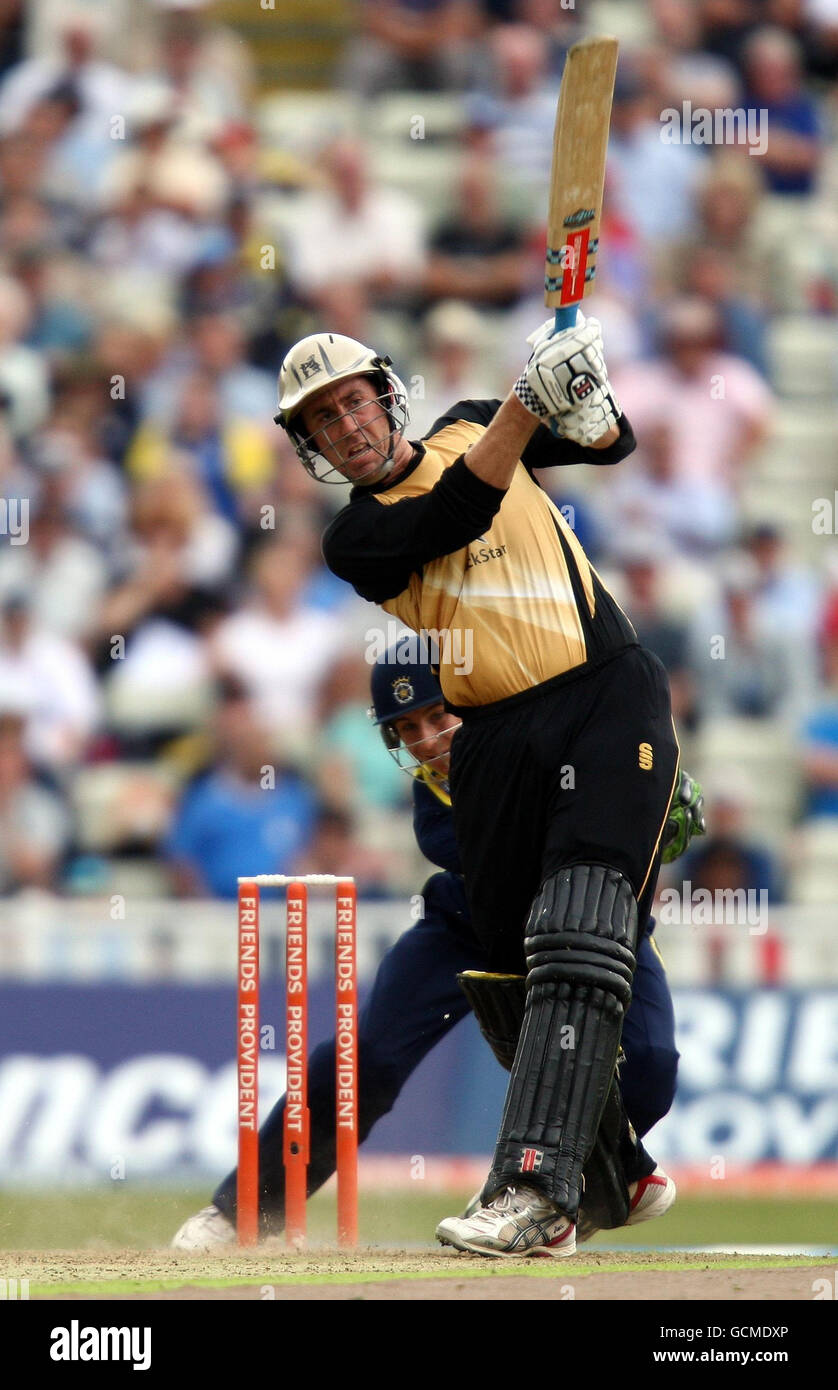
[546,36,619,334]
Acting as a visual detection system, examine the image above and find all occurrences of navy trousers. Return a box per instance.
[213,873,678,1231]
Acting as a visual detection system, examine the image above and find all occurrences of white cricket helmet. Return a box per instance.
[274,332,409,483]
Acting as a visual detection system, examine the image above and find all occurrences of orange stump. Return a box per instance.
[236,881,260,1246]
[335,879,358,1248]
[235,876,359,1250]
[283,880,310,1245]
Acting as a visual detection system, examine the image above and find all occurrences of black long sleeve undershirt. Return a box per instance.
[322,455,505,603]
[427,400,636,472]
[321,402,637,604]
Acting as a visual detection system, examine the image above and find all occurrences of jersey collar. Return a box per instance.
[350,441,426,499]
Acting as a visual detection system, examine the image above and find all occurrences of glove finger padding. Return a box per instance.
[661,770,707,864]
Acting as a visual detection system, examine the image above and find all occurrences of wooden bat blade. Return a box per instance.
[545,35,618,319]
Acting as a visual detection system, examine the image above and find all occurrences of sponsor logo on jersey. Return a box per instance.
[465,541,508,570]
[639,742,654,770]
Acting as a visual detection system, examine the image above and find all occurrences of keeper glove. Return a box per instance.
[662,770,707,864]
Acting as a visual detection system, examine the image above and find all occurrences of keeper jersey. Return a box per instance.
[322,400,638,708]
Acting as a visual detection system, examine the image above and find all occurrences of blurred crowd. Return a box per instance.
[0,0,836,905]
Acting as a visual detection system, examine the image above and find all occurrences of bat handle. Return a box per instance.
[549,305,578,437]
[553,306,577,334]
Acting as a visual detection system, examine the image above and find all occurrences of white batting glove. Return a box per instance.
[513,313,621,447]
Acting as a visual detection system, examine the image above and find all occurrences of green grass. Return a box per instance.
[0,1187,834,1251]
[584,1196,835,1249]
[26,1257,823,1299]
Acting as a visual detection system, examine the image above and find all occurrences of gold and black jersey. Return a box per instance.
[322,400,638,708]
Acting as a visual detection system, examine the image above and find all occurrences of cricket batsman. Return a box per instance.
[265,314,684,1258]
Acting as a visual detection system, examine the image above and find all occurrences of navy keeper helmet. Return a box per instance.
[368,644,460,797]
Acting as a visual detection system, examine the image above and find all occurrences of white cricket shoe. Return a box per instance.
[576,1165,677,1244]
[626,1166,677,1224]
[171,1205,236,1252]
[436,1184,576,1259]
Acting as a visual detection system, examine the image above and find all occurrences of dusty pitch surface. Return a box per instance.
[8,1249,830,1301]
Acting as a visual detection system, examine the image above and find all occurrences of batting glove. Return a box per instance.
[661,770,707,864]
[513,313,621,447]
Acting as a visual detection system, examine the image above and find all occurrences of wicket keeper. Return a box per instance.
[173,650,703,1250]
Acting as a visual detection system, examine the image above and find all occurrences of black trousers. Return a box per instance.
[448,644,680,972]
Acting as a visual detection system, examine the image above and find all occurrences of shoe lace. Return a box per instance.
[487,1185,534,1215]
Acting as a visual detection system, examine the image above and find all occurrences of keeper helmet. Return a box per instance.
[274,332,409,484]
[368,643,460,798]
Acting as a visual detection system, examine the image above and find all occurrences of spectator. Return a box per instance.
[686,552,800,721]
[677,769,785,902]
[0,481,108,641]
[698,0,761,74]
[466,25,557,197]
[144,311,275,426]
[798,0,838,81]
[127,369,273,526]
[91,184,215,283]
[744,520,822,653]
[95,304,177,465]
[284,137,427,322]
[149,1,253,130]
[409,300,496,437]
[613,298,773,550]
[609,532,695,728]
[339,0,485,96]
[743,26,822,195]
[515,0,580,77]
[0,590,100,770]
[94,471,236,739]
[0,710,70,893]
[31,408,126,556]
[0,10,132,138]
[101,80,230,229]
[800,595,838,817]
[681,244,769,375]
[291,803,391,899]
[660,153,773,314]
[27,77,116,210]
[102,469,237,614]
[13,246,92,360]
[211,538,345,751]
[0,1,24,84]
[605,422,737,558]
[652,0,705,54]
[316,652,409,813]
[166,680,317,899]
[0,275,50,441]
[606,62,704,248]
[424,153,532,311]
[0,194,55,263]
